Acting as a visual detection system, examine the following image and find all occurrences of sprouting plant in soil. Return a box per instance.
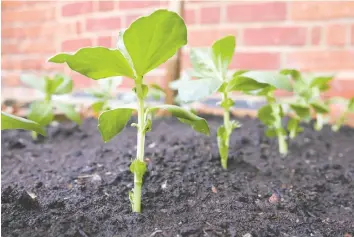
[329,97,354,131]
[48,9,210,212]
[171,36,291,169]
[280,69,333,135]
[20,74,82,140]
[1,111,46,136]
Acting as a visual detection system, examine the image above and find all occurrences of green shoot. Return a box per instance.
[171,36,291,168]
[48,10,210,213]
[281,69,333,134]
[20,74,82,140]
[1,111,46,136]
[330,97,354,131]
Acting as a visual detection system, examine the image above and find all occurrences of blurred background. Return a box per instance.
[1,0,354,117]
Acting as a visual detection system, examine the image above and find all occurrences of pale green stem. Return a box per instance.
[278,133,288,155]
[132,84,146,213]
[31,131,38,140]
[221,92,231,169]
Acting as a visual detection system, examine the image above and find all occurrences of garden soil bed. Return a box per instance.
[1,115,354,237]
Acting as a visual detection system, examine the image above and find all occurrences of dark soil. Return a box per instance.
[1,115,354,237]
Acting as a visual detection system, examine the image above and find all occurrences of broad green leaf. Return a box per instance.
[1,112,46,136]
[130,160,147,178]
[211,36,235,77]
[148,105,209,135]
[91,100,106,113]
[176,78,222,103]
[20,74,45,92]
[310,76,334,91]
[287,118,302,138]
[28,101,54,126]
[54,101,82,125]
[217,126,228,166]
[47,74,73,95]
[49,47,134,79]
[310,101,329,114]
[227,75,270,92]
[190,48,217,79]
[290,103,310,118]
[237,71,292,91]
[257,104,276,125]
[98,107,135,142]
[265,128,277,137]
[123,10,187,77]
[280,69,301,81]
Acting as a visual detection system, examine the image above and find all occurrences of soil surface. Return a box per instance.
[1,115,354,237]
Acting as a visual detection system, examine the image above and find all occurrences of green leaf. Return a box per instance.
[91,100,106,113]
[123,10,187,77]
[236,71,292,91]
[85,88,106,98]
[149,83,165,94]
[220,98,235,109]
[49,47,134,79]
[310,101,329,114]
[257,104,276,126]
[211,36,235,77]
[217,125,228,165]
[54,101,82,125]
[265,128,277,137]
[227,75,270,92]
[287,118,303,138]
[98,107,135,142]
[310,76,334,91]
[148,105,210,135]
[290,103,310,118]
[129,160,147,179]
[176,78,222,103]
[28,101,54,126]
[280,69,301,81]
[48,74,73,95]
[133,84,149,99]
[348,98,354,112]
[190,49,215,79]
[1,112,46,136]
[20,74,45,92]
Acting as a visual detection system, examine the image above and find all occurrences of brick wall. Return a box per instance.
[2,1,354,98]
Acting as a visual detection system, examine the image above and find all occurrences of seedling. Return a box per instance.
[20,74,82,140]
[280,70,333,135]
[1,111,46,136]
[330,97,354,131]
[48,10,210,212]
[172,36,291,168]
[85,77,123,115]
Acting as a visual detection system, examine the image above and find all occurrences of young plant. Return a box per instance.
[172,36,291,168]
[280,70,334,134]
[85,76,123,115]
[20,74,82,140]
[48,10,210,212]
[330,97,354,131]
[1,111,46,136]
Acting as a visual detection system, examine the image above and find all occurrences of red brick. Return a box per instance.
[121,77,135,88]
[352,25,354,45]
[230,52,280,70]
[311,26,322,45]
[18,41,56,54]
[62,1,93,16]
[326,24,348,46]
[61,38,92,52]
[98,1,115,11]
[189,28,238,47]
[184,8,196,25]
[286,50,354,71]
[200,6,221,24]
[86,17,121,32]
[2,7,55,23]
[97,36,113,48]
[290,2,354,20]
[2,58,44,70]
[327,79,354,98]
[119,1,163,9]
[243,27,307,46]
[1,72,21,87]
[71,72,93,88]
[226,2,286,22]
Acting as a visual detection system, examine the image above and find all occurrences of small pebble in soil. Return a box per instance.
[243,233,252,237]
[18,190,39,210]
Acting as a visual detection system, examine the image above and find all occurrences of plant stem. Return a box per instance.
[31,131,38,140]
[132,85,146,213]
[278,133,288,155]
[221,92,230,169]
